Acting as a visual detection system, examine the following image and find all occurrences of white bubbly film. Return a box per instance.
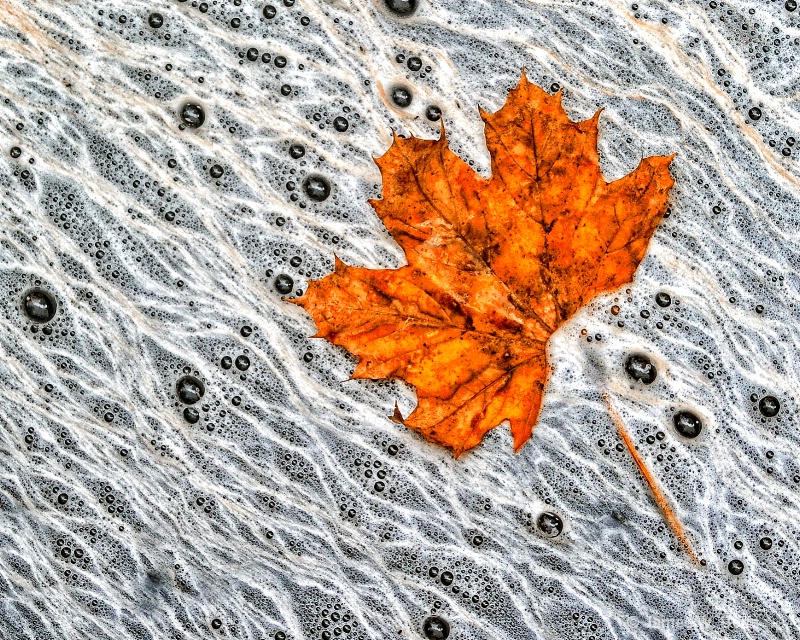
[1,0,799,638]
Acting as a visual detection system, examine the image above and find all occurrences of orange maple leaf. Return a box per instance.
[291,72,674,458]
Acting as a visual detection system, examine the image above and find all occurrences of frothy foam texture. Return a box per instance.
[1,0,799,638]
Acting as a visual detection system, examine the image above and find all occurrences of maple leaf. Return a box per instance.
[290,72,674,457]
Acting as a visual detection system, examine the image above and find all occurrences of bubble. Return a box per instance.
[274,56,287,68]
[624,354,657,384]
[387,444,398,455]
[246,48,259,62]
[211,618,222,629]
[176,376,205,404]
[23,289,57,323]
[748,107,762,121]
[263,4,277,18]
[422,615,450,639]
[472,535,483,546]
[280,84,292,96]
[727,559,744,575]
[183,407,200,424]
[148,12,164,28]
[235,355,250,371]
[758,395,780,417]
[407,56,422,71]
[759,537,772,550]
[537,511,563,537]
[391,85,413,108]
[655,292,671,307]
[384,0,418,17]
[230,18,241,28]
[425,105,442,121]
[209,164,224,178]
[289,143,305,159]
[10,146,21,158]
[180,102,205,129]
[302,175,331,202]
[673,411,702,438]
[275,274,294,294]
[333,116,349,132]
[439,570,453,586]
[786,0,797,11]
[57,493,68,505]
[240,325,252,337]
[221,356,233,370]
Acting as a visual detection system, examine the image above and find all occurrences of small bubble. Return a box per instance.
[537,511,563,538]
[148,12,164,28]
[209,164,224,178]
[759,395,780,417]
[422,615,450,639]
[10,146,21,158]
[407,56,422,71]
[760,537,772,550]
[183,407,200,424]
[748,106,762,121]
[289,143,305,159]
[333,116,349,132]
[425,105,442,121]
[274,274,294,294]
[211,618,222,630]
[263,4,277,18]
[673,411,702,438]
[246,47,259,61]
[727,559,744,575]
[221,356,233,370]
[176,376,205,404]
[655,291,671,307]
[624,354,657,384]
[391,85,413,108]
[384,0,418,16]
[240,325,252,337]
[57,493,68,505]
[439,570,453,586]
[235,355,250,371]
[23,289,57,323]
[786,0,797,11]
[303,175,331,201]
[179,102,205,129]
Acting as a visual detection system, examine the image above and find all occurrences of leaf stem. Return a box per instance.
[602,392,699,565]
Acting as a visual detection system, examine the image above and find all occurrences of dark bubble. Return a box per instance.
[422,615,450,640]
[230,17,241,28]
[23,289,57,323]
[439,570,453,586]
[728,559,744,575]
[57,493,69,505]
[333,116,349,132]
[274,274,294,294]
[759,395,780,417]
[384,0,418,17]
[235,355,250,371]
[624,354,657,384]
[391,85,413,108]
[280,84,292,96]
[176,376,205,404]
[211,618,222,629]
[673,411,702,438]
[183,407,200,424]
[180,102,205,129]
[148,12,164,28]
[759,537,772,550]
[786,0,797,11]
[748,106,762,121]
[303,175,331,202]
[425,105,442,121]
[472,535,483,546]
[104,412,115,423]
[407,56,422,71]
[263,4,277,18]
[246,47,259,61]
[10,146,21,158]
[209,164,224,179]
[289,143,305,159]
[274,55,287,68]
[655,291,671,307]
[240,325,252,337]
[290,256,302,267]
[388,444,398,455]
[537,511,563,538]
[221,356,232,370]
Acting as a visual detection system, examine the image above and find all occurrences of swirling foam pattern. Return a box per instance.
[1,0,799,638]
